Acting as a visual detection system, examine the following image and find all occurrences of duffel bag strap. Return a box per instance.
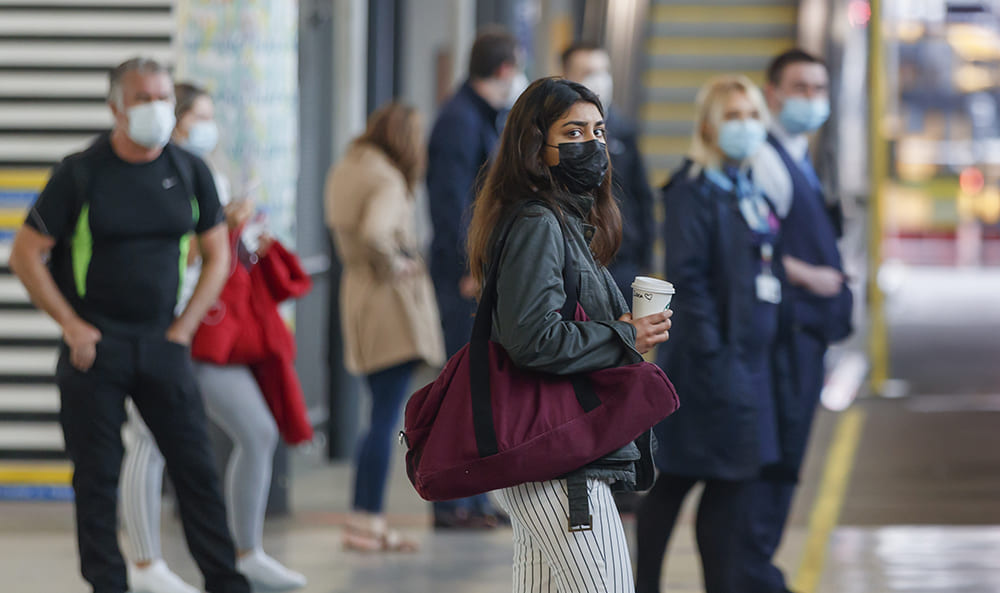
[566,472,592,532]
[469,201,581,459]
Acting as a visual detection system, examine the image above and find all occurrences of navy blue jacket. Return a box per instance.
[427,82,503,355]
[427,82,502,291]
[767,134,853,344]
[653,161,797,481]
[605,109,655,298]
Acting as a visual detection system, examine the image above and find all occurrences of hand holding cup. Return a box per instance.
[619,310,673,354]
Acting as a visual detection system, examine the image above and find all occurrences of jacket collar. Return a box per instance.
[565,193,595,220]
[562,194,597,245]
[458,81,501,127]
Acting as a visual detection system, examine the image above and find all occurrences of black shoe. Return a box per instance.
[613,491,643,514]
[433,509,497,530]
[482,509,511,528]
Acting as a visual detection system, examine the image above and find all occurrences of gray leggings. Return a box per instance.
[121,363,279,558]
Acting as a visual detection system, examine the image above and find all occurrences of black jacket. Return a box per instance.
[652,161,798,481]
[606,109,655,296]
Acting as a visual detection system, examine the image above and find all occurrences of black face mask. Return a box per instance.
[548,140,609,194]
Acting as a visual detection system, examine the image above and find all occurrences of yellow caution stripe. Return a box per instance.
[0,169,49,191]
[651,4,798,25]
[793,407,866,593]
[0,462,73,485]
[647,37,792,56]
[0,209,26,229]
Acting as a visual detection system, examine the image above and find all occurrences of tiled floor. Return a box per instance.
[0,457,809,593]
[0,446,812,593]
[822,527,1000,593]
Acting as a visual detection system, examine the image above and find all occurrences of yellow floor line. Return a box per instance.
[0,463,73,485]
[793,407,866,593]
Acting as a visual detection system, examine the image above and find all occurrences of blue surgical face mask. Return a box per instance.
[717,118,767,161]
[779,96,830,135]
[126,100,176,149]
[182,120,219,156]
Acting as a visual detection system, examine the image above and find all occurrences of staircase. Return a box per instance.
[640,0,800,186]
[0,0,174,499]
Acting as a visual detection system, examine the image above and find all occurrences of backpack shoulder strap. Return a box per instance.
[163,143,201,227]
[164,143,196,197]
[61,134,109,237]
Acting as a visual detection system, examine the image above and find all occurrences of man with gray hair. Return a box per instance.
[8,57,250,593]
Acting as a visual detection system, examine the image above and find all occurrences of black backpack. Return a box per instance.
[48,134,199,300]
[61,133,197,230]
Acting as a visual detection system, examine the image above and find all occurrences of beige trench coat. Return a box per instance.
[324,143,445,375]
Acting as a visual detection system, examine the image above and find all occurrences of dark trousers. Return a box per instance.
[741,479,796,593]
[56,334,249,593]
[740,330,827,593]
[353,361,417,513]
[635,474,749,593]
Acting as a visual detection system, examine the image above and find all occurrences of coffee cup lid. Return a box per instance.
[632,276,675,294]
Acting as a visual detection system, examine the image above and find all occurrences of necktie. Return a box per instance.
[798,153,823,192]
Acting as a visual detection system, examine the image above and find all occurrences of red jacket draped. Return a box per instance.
[191,234,314,445]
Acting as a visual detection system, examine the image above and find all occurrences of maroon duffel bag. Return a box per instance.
[401,205,679,502]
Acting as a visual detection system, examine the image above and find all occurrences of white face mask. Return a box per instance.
[504,71,529,109]
[126,101,176,149]
[581,71,614,110]
[182,120,219,157]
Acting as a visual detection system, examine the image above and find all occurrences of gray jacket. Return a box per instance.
[489,196,645,485]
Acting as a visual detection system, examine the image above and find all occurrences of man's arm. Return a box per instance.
[626,136,656,271]
[427,113,478,286]
[783,255,844,298]
[166,223,230,345]
[9,225,101,370]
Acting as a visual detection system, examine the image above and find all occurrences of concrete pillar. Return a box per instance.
[332,0,368,159]
[535,0,575,76]
[450,0,477,88]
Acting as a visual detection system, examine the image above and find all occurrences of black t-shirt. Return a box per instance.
[26,134,223,336]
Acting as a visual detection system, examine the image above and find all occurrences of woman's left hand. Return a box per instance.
[256,233,275,257]
[620,310,672,354]
[224,200,255,231]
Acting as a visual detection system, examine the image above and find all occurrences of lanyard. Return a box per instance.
[704,168,773,234]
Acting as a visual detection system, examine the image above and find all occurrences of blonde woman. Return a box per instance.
[325,102,446,552]
[635,75,795,593]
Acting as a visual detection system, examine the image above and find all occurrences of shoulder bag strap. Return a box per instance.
[470,200,579,458]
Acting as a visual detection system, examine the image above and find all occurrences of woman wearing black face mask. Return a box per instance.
[465,77,672,593]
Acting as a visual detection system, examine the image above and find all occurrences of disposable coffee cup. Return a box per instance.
[632,276,675,319]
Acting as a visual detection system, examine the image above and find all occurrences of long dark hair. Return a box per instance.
[466,77,621,286]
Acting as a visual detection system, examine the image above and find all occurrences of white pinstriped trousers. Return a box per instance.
[493,478,634,593]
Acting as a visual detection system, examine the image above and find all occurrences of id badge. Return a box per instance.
[755,274,782,304]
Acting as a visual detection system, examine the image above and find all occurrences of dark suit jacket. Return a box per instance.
[606,109,655,297]
[426,82,502,354]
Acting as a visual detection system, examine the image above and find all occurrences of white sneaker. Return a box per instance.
[128,560,201,593]
[236,549,307,591]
